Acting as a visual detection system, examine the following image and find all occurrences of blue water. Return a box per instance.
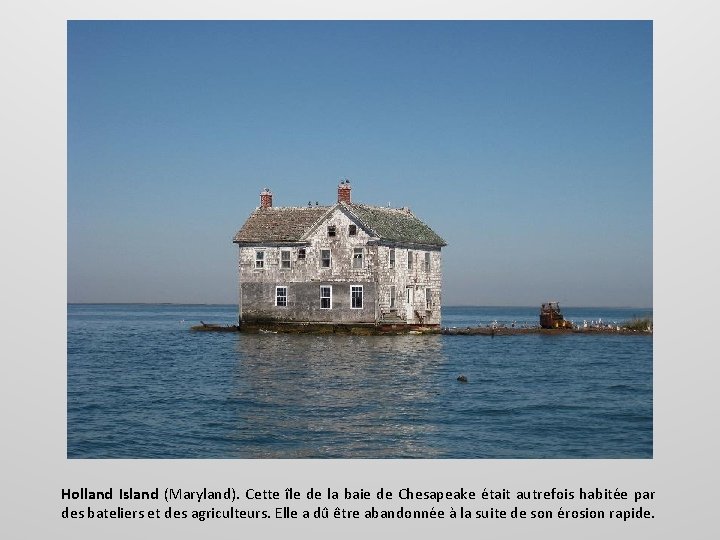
[67,304,652,459]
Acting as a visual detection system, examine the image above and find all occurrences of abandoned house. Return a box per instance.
[232,181,447,330]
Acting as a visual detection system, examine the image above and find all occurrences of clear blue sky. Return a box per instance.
[68,20,652,307]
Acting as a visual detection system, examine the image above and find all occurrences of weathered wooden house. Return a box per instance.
[232,181,446,331]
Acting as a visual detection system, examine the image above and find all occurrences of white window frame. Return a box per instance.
[255,250,264,269]
[407,250,413,270]
[320,249,331,268]
[280,250,291,269]
[327,225,336,237]
[351,285,363,309]
[389,248,395,268]
[352,247,363,269]
[298,248,306,260]
[390,285,396,309]
[320,286,332,309]
[275,286,288,307]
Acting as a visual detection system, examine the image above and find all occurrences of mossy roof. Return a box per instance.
[234,203,446,247]
[346,204,446,247]
[233,206,331,243]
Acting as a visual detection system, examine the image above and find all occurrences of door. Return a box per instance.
[405,286,414,322]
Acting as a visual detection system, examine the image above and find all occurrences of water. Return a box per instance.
[67,304,652,459]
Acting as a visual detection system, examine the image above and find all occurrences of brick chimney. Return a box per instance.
[337,179,351,204]
[260,188,273,208]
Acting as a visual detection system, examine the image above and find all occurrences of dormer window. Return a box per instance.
[349,224,357,236]
[327,225,336,237]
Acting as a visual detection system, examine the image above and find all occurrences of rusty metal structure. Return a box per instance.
[539,301,572,329]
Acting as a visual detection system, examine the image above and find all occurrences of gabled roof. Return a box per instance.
[233,206,331,243]
[234,202,446,247]
[346,204,446,247]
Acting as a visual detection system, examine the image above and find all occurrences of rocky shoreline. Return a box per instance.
[191,321,652,336]
[440,326,652,336]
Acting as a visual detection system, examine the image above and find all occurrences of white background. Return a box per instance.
[1,1,717,538]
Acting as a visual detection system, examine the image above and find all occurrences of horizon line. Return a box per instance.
[66,302,653,309]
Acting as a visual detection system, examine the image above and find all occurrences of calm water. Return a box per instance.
[67,304,652,459]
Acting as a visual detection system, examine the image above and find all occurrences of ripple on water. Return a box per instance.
[67,305,652,458]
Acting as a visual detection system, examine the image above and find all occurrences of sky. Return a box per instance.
[67,20,652,307]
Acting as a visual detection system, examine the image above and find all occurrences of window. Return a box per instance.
[298,248,306,260]
[349,224,357,236]
[327,225,336,237]
[350,285,362,309]
[275,286,287,307]
[424,252,431,271]
[390,285,396,308]
[255,251,264,269]
[321,249,331,268]
[389,248,395,268]
[425,288,432,309]
[407,250,413,270]
[351,286,363,309]
[352,248,363,269]
[406,286,412,303]
[320,286,332,309]
[281,250,291,269]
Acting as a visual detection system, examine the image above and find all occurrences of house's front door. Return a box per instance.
[405,286,414,322]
